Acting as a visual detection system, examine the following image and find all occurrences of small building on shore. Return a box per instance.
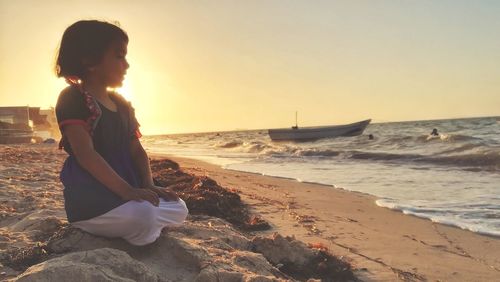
[0,106,58,144]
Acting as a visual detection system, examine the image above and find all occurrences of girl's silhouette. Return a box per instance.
[55,20,188,246]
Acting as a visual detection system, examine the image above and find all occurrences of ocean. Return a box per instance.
[142,116,500,237]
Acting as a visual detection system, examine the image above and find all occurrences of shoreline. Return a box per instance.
[153,153,500,281]
[1,144,498,281]
[166,154,500,239]
[373,199,500,239]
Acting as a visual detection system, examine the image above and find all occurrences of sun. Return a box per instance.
[115,79,133,100]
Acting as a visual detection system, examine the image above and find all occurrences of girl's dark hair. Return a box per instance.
[55,20,128,79]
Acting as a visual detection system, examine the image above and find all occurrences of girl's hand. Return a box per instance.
[122,188,160,206]
[147,185,179,202]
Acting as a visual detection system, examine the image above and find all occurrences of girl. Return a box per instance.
[55,20,188,246]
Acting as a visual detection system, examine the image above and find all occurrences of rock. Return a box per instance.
[9,210,64,243]
[252,233,355,281]
[46,227,130,254]
[0,262,21,280]
[195,268,244,282]
[177,216,252,250]
[14,248,161,282]
[252,233,317,267]
[247,276,285,282]
[194,265,286,282]
[164,218,290,281]
[43,218,291,281]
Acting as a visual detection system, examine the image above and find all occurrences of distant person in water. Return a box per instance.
[430,128,439,136]
[368,134,374,140]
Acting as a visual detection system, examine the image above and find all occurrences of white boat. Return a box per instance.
[268,119,371,141]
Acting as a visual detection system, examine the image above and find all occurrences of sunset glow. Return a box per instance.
[1,1,499,135]
[115,78,133,100]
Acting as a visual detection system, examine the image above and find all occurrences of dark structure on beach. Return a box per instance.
[0,106,58,144]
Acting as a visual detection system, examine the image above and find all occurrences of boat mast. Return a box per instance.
[291,111,298,129]
[26,105,30,128]
[295,111,298,128]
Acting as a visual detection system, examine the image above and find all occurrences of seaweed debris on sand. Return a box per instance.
[151,159,271,231]
[0,145,356,281]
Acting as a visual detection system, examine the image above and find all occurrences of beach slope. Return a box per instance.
[163,154,500,281]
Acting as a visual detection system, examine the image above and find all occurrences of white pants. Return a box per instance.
[72,199,189,246]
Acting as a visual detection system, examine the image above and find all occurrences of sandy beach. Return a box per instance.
[0,144,354,281]
[0,144,498,281]
[160,154,500,281]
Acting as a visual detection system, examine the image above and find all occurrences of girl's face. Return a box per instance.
[90,40,129,88]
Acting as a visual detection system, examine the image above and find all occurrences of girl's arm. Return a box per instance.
[129,138,154,187]
[64,125,159,206]
[129,138,179,201]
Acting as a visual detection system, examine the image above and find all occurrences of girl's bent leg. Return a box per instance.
[156,198,189,227]
[71,199,189,246]
[72,201,159,246]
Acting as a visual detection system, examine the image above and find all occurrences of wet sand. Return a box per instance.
[0,143,498,281]
[158,154,500,281]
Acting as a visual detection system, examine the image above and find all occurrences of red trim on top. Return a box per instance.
[135,129,142,139]
[59,119,89,131]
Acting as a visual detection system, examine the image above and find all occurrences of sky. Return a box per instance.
[1,0,499,135]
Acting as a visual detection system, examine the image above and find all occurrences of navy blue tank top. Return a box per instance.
[56,86,141,222]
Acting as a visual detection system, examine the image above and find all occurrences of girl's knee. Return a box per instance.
[121,202,161,245]
[125,201,156,227]
[158,199,189,225]
[176,199,189,220]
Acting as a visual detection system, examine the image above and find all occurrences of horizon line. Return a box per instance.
[144,114,500,136]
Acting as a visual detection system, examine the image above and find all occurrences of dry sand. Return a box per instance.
[0,144,354,282]
[0,144,498,281]
[159,154,500,281]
